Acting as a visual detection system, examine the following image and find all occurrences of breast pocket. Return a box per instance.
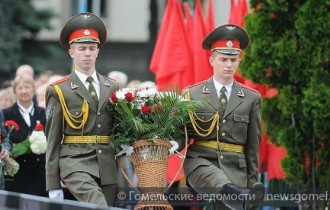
[232,113,249,140]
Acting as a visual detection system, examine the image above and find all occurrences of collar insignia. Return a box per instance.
[202,86,210,94]
[104,81,111,87]
[237,89,245,97]
[70,82,79,89]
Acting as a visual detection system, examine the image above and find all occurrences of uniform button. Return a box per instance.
[23,159,26,163]
[222,132,226,136]
[98,150,102,154]
[98,112,101,115]
[98,124,101,128]
[37,158,40,162]
[75,112,79,115]
[222,119,226,123]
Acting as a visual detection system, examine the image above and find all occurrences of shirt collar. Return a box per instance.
[212,77,233,96]
[17,102,34,114]
[75,70,99,84]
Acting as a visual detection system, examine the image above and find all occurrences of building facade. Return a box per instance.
[31,0,232,83]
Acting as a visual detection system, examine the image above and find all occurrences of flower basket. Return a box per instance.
[109,87,200,209]
[130,139,173,210]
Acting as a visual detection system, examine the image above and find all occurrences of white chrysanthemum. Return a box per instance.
[116,88,135,100]
[29,131,47,154]
[138,87,158,98]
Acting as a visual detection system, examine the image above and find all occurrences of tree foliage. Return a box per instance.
[0,0,62,82]
[240,0,329,190]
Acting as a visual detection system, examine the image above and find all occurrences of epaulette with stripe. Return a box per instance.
[239,83,261,95]
[183,79,208,90]
[50,76,70,86]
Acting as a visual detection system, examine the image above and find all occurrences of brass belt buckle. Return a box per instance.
[218,142,225,150]
[96,136,101,144]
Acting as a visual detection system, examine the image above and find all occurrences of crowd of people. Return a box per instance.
[0,12,265,210]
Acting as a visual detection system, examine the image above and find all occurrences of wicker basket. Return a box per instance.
[131,139,173,210]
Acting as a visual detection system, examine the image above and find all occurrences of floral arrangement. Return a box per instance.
[109,87,199,146]
[5,120,47,157]
[1,120,20,176]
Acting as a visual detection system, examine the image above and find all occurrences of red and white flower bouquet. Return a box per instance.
[109,87,199,146]
[7,120,47,158]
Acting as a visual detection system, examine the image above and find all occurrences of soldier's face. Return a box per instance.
[209,53,240,82]
[69,43,99,72]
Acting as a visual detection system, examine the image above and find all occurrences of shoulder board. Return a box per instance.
[50,76,70,86]
[239,83,261,95]
[183,79,208,90]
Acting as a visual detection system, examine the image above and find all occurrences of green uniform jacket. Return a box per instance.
[45,72,119,191]
[184,77,262,188]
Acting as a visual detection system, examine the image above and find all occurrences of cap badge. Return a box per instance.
[226,26,236,30]
[84,29,91,35]
[226,41,234,48]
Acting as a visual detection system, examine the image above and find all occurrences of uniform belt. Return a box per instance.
[194,140,244,153]
[63,136,110,144]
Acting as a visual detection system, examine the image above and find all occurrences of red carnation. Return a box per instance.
[141,105,152,115]
[5,120,19,131]
[110,92,118,103]
[35,120,44,131]
[125,92,134,103]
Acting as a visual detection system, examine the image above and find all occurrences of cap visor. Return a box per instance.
[214,49,240,55]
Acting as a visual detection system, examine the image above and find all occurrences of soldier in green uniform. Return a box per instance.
[183,24,265,209]
[45,12,119,206]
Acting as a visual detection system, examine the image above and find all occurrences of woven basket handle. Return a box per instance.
[118,157,141,193]
[118,125,189,193]
[165,125,189,190]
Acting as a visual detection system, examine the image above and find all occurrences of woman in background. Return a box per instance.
[2,74,47,197]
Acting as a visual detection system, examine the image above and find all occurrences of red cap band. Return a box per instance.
[211,40,241,51]
[69,28,100,44]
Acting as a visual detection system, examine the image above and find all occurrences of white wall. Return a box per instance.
[107,0,150,42]
[213,0,231,26]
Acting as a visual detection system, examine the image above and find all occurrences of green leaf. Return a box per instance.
[12,139,31,158]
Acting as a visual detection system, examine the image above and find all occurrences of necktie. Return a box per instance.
[86,76,98,105]
[220,87,227,115]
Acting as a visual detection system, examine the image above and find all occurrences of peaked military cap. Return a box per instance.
[202,24,250,55]
[60,12,107,49]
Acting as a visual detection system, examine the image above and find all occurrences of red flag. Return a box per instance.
[149,0,173,74]
[228,0,249,27]
[192,0,213,83]
[167,150,185,183]
[183,2,194,53]
[204,0,215,33]
[154,0,193,91]
[266,144,287,180]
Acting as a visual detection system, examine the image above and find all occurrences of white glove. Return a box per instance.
[169,140,179,155]
[49,189,64,201]
[116,144,134,157]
